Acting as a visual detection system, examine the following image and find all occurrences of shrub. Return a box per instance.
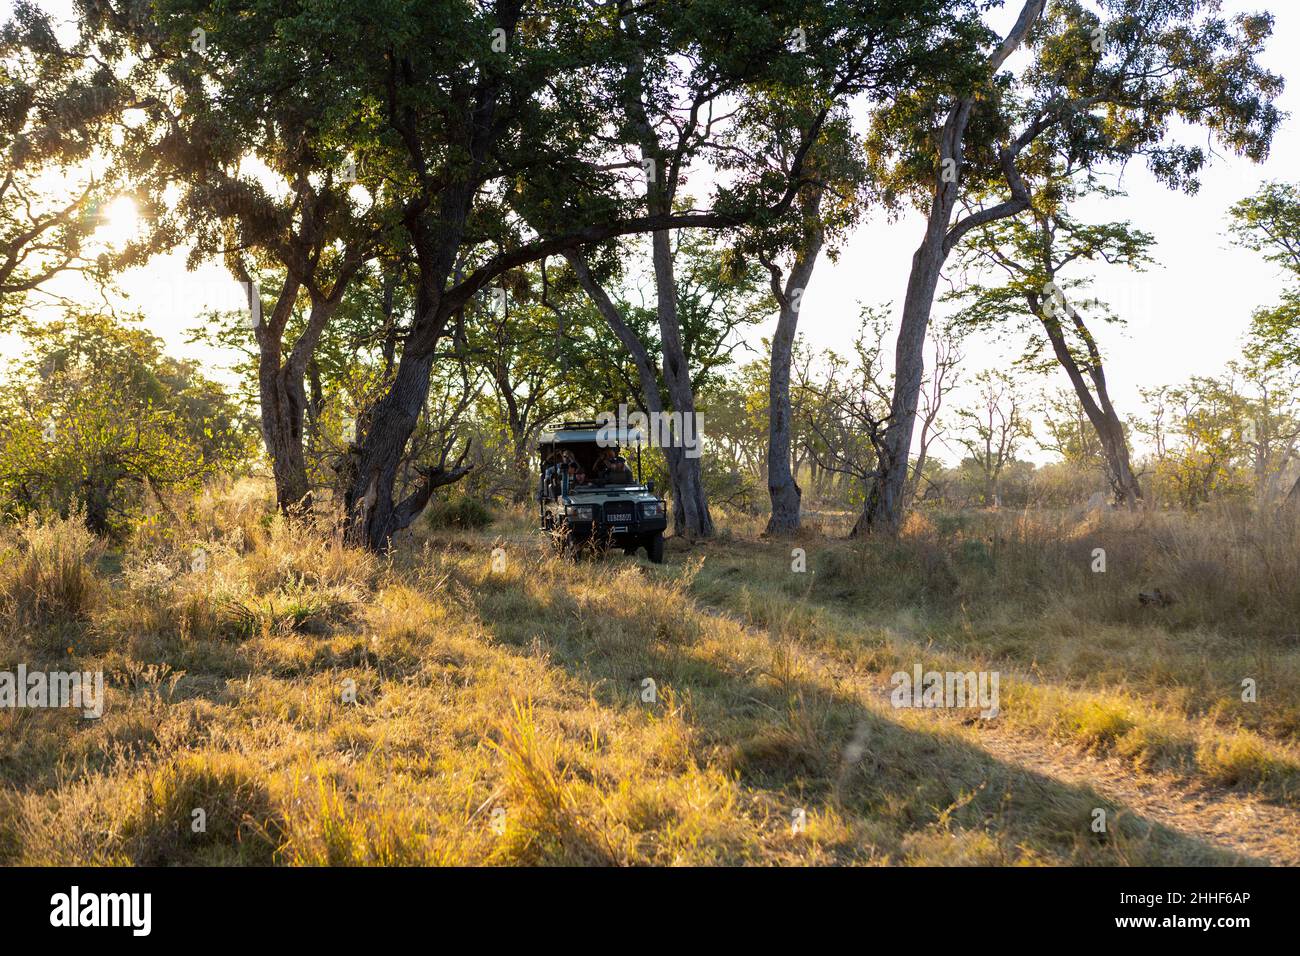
[425,496,494,531]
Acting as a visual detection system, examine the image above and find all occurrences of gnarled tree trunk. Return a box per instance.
[255,280,348,514]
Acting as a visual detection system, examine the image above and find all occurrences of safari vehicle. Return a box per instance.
[538,420,668,563]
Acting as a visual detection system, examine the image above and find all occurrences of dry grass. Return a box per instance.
[690,504,1300,803]
[0,483,1295,866]
[0,512,102,636]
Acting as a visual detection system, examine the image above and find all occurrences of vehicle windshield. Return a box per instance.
[540,440,638,492]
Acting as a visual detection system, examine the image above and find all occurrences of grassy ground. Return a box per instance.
[1,481,1297,865]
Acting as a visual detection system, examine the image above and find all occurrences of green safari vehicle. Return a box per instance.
[538,420,668,563]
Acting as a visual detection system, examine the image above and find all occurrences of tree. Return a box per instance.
[1229,181,1300,504]
[313,0,996,549]
[84,0,382,513]
[860,0,1282,534]
[0,310,250,534]
[0,2,149,314]
[954,369,1032,507]
[463,264,588,500]
[857,0,1045,533]
[799,311,895,501]
[744,108,867,534]
[700,358,771,490]
[950,175,1152,505]
[1038,386,1105,473]
[1235,358,1300,503]
[902,322,963,511]
[567,230,770,536]
[1230,181,1300,366]
[1141,376,1252,509]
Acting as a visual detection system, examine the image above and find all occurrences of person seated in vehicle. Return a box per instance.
[607,455,633,484]
[565,459,586,488]
[592,447,617,482]
[542,453,566,497]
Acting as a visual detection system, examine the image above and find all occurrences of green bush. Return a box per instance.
[425,496,494,531]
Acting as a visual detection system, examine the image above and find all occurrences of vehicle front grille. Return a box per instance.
[600,501,636,523]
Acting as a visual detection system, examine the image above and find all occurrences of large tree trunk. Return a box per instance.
[344,343,436,551]
[855,0,1043,537]
[764,195,823,536]
[82,477,113,536]
[664,444,712,537]
[765,349,803,535]
[652,230,713,538]
[253,278,307,512]
[855,220,948,536]
[259,353,313,513]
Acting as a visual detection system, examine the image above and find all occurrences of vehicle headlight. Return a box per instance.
[565,505,594,521]
[641,502,663,517]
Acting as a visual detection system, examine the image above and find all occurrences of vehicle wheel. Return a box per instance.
[646,531,665,564]
[550,526,571,557]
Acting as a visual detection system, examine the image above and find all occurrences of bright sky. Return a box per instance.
[6,0,1299,465]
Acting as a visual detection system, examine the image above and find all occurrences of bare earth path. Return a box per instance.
[969,724,1300,866]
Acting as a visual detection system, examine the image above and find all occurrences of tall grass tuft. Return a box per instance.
[0,511,102,631]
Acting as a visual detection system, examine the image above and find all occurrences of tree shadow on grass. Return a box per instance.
[465,560,1261,866]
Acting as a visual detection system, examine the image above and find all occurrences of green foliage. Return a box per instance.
[948,189,1155,372]
[0,3,150,313]
[0,310,253,535]
[1134,360,1300,509]
[1230,182,1300,370]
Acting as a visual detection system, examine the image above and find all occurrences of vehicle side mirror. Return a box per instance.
[646,480,655,494]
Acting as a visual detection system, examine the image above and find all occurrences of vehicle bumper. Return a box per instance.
[563,517,666,541]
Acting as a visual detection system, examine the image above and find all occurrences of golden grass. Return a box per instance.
[0,511,102,635]
[0,483,1295,866]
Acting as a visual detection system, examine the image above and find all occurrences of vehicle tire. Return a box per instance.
[646,531,665,564]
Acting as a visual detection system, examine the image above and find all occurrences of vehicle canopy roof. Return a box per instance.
[538,420,645,447]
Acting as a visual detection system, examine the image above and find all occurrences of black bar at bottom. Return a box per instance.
[0,865,1284,943]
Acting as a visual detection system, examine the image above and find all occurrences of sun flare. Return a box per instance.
[95,195,141,247]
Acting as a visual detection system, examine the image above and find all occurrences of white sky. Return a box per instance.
[6,0,1300,465]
